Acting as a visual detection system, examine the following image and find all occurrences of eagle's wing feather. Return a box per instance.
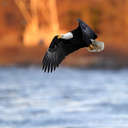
[42,37,85,72]
[42,40,66,72]
[77,19,97,40]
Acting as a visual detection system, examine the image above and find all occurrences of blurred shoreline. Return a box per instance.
[0,45,128,69]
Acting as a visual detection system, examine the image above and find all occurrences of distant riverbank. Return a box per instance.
[0,45,128,69]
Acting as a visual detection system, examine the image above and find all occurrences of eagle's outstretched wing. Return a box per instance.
[42,36,66,72]
[77,18,97,40]
[42,36,85,72]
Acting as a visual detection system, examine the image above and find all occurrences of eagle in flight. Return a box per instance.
[42,19,104,73]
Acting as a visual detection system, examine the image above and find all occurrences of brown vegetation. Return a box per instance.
[0,0,128,68]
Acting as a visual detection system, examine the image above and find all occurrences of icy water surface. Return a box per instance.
[0,67,128,128]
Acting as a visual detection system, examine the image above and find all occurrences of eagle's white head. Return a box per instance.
[87,39,104,52]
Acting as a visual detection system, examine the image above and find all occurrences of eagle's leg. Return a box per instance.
[87,39,99,50]
[87,39,104,52]
[87,44,96,50]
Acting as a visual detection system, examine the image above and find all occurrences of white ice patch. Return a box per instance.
[60,32,73,39]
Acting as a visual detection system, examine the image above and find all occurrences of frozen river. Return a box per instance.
[0,67,128,128]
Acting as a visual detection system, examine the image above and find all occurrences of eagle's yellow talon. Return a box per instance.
[88,44,95,50]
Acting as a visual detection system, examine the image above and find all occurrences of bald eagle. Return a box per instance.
[42,19,104,72]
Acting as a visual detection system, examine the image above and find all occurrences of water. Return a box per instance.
[0,67,128,128]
